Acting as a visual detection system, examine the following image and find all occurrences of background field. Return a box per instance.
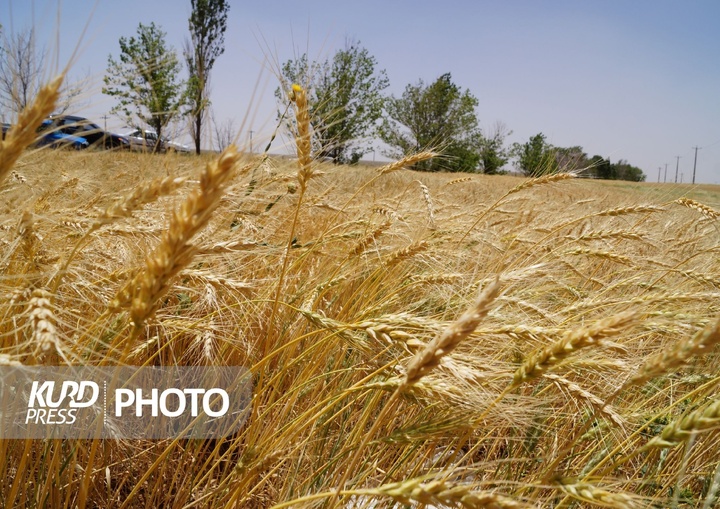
[1,146,720,508]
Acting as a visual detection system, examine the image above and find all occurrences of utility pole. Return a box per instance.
[248,130,254,154]
[691,146,700,185]
[674,156,680,184]
[657,167,661,183]
[664,163,668,183]
[101,115,109,147]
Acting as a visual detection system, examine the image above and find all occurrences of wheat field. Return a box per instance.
[1,80,720,508]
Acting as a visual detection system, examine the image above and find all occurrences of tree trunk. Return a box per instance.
[194,114,202,154]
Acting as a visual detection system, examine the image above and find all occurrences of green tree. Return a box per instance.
[381,73,481,172]
[613,159,645,182]
[278,40,388,164]
[511,133,557,176]
[588,155,615,180]
[103,22,186,152]
[185,0,229,154]
[479,121,511,174]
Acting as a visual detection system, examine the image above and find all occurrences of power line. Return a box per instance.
[700,138,720,149]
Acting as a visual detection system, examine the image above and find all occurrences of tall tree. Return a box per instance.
[613,159,645,182]
[278,40,388,164]
[185,0,229,154]
[511,133,557,176]
[479,121,511,174]
[0,27,43,117]
[103,22,186,152]
[0,26,84,118]
[381,73,482,172]
[588,155,615,180]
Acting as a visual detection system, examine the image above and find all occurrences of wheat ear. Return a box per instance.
[385,240,429,267]
[416,180,437,229]
[619,314,720,392]
[556,478,640,509]
[0,75,63,183]
[349,221,391,257]
[644,397,720,449]
[111,146,241,327]
[28,289,59,354]
[446,176,473,186]
[507,172,575,195]
[355,478,537,508]
[544,373,624,428]
[289,84,313,192]
[96,176,187,226]
[377,151,437,175]
[509,312,636,390]
[675,197,720,219]
[404,279,501,386]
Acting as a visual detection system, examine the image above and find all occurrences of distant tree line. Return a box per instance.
[510,133,645,181]
[0,10,646,179]
[276,45,646,181]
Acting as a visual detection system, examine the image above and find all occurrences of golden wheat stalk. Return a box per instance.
[289,84,313,192]
[675,197,720,219]
[556,478,641,509]
[619,314,720,392]
[565,248,633,266]
[416,180,437,229]
[507,172,575,195]
[404,279,501,385]
[446,176,473,186]
[544,373,624,428]
[385,240,429,267]
[349,222,391,257]
[110,147,241,327]
[509,312,637,390]
[28,289,57,352]
[96,176,187,225]
[0,75,63,184]
[595,205,663,217]
[18,210,40,260]
[570,230,645,242]
[644,397,720,449]
[377,151,437,175]
[354,478,538,508]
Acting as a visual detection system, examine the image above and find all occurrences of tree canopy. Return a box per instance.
[278,40,388,164]
[185,0,230,154]
[479,122,512,175]
[103,22,186,151]
[381,73,482,172]
[511,133,558,177]
[0,26,85,118]
[510,134,645,181]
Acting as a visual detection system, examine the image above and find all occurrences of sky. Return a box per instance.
[2,0,720,183]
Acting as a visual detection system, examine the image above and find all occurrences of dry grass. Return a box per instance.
[1,78,720,509]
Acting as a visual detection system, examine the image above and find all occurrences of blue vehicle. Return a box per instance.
[1,120,89,150]
[35,119,89,149]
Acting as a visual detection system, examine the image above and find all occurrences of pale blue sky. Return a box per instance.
[3,0,720,183]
